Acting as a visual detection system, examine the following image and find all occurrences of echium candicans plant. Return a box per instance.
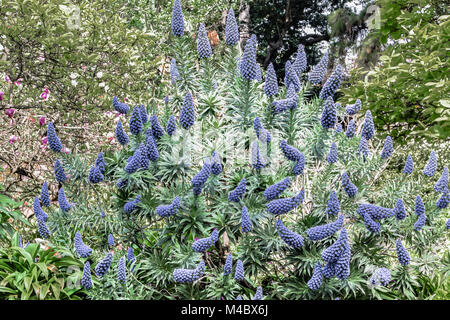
[28,12,449,301]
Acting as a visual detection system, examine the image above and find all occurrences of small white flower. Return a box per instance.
[96,71,103,78]
[71,79,78,86]
[70,72,79,79]
[99,82,105,88]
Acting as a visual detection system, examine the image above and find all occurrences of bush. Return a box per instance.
[2,2,449,301]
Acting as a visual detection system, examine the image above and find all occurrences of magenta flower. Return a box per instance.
[5,108,15,118]
[5,75,10,83]
[40,92,48,100]
[0,92,4,101]
[42,136,48,145]
[9,135,18,144]
[39,117,46,126]
[61,147,70,154]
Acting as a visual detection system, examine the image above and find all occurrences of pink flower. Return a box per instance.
[61,147,70,154]
[37,55,45,62]
[5,75,10,83]
[8,135,18,144]
[123,97,128,102]
[42,136,48,145]
[5,108,15,118]
[0,92,4,101]
[39,117,46,126]
[194,237,199,242]
[221,296,225,300]
[40,91,48,100]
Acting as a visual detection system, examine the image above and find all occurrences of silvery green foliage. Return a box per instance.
[307,263,323,290]
[197,23,212,59]
[32,15,449,301]
[47,122,63,152]
[308,52,328,84]
[422,150,437,176]
[171,0,184,37]
[225,8,239,45]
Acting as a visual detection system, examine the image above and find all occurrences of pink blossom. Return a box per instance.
[0,92,4,101]
[41,136,48,145]
[40,91,48,100]
[39,117,46,126]
[13,78,22,86]
[5,75,10,82]
[123,97,128,102]
[5,108,15,118]
[221,297,225,300]
[37,55,45,61]
[61,147,70,154]
[9,135,18,144]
